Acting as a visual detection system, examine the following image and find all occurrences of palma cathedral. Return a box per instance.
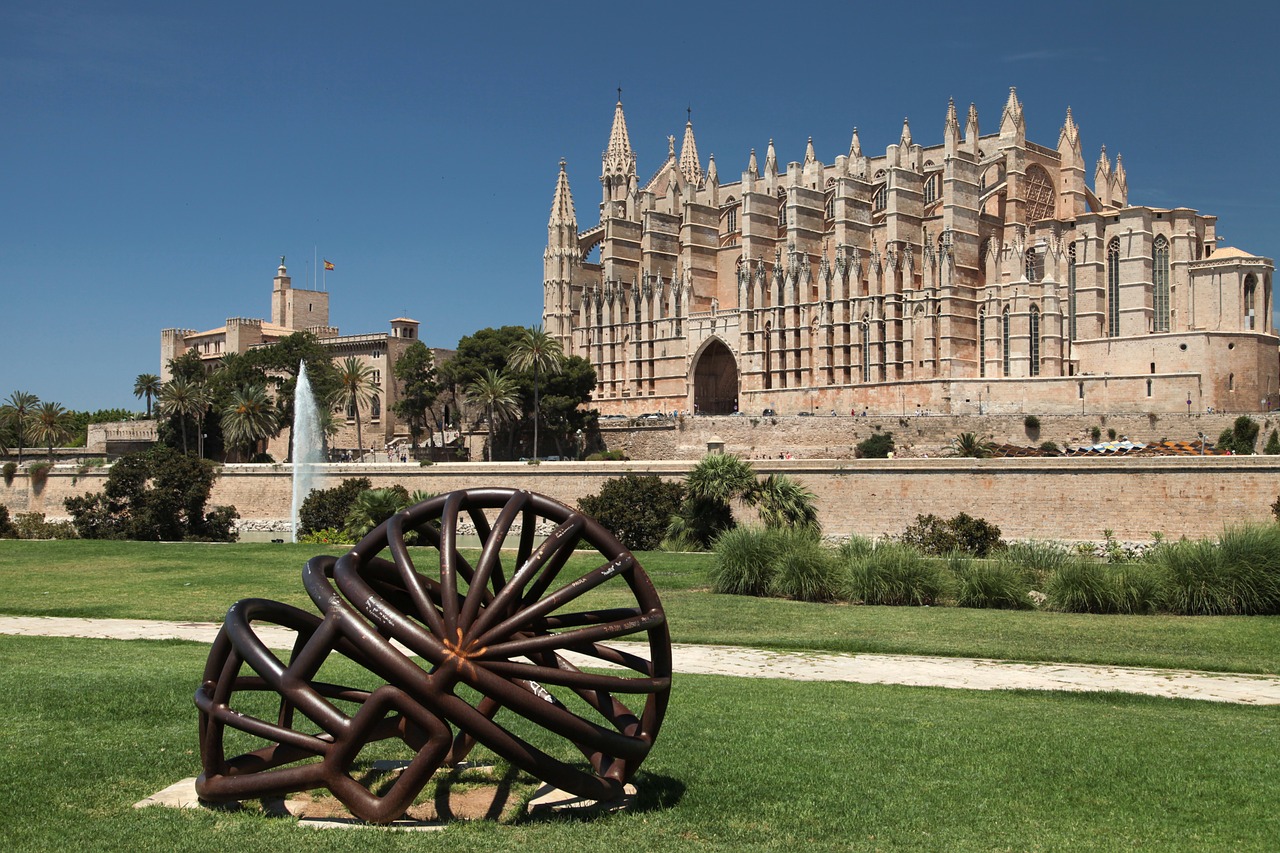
[542,90,1277,417]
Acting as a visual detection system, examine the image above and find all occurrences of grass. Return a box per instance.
[1,541,1279,673]
[2,635,1278,852]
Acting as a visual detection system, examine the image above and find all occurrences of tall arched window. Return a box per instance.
[1153,235,1170,332]
[1029,305,1041,377]
[1068,243,1078,339]
[923,174,938,205]
[371,395,381,421]
[861,317,872,383]
[978,308,987,378]
[1107,237,1121,337]
[1002,307,1012,376]
[1244,274,1258,330]
[872,185,887,211]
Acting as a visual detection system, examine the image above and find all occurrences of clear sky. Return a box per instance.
[4,1,1279,411]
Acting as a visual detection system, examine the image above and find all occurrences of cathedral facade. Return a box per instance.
[543,90,1277,416]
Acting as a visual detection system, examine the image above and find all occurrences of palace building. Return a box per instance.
[542,90,1276,416]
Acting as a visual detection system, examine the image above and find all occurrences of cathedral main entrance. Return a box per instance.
[693,339,739,415]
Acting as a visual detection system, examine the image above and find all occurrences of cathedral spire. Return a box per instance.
[944,98,960,148]
[1112,154,1128,206]
[965,103,980,156]
[679,116,703,184]
[1095,145,1113,208]
[764,138,778,176]
[1000,86,1024,138]
[849,127,862,158]
[804,136,816,164]
[1059,106,1080,151]
[748,148,759,178]
[602,96,636,181]
[899,117,912,148]
[548,158,577,233]
[706,153,718,183]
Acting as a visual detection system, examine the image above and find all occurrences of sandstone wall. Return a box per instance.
[6,455,1280,543]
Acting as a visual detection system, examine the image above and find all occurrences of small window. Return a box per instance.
[1146,379,1152,397]
[371,396,381,421]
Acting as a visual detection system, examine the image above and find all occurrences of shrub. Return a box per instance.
[28,462,52,492]
[1266,429,1280,455]
[298,527,356,546]
[344,486,411,540]
[0,505,15,538]
[900,512,1003,557]
[1217,416,1260,455]
[2,462,15,486]
[949,554,1033,609]
[1023,415,1041,431]
[199,506,240,543]
[842,542,951,606]
[855,432,895,459]
[12,512,78,540]
[1090,426,1102,442]
[998,540,1080,589]
[750,473,820,533]
[1039,440,1060,454]
[1107,562,1167,615]
[770,530,841,602]
[299,477,372,536]
[1107,428,1117,441]
[578,474,685,551]
[1045,560,1116,613]
[709,525,780,596]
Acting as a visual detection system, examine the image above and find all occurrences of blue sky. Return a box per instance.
[4,1,1279,411]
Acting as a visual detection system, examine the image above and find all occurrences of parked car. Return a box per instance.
[762,408,777,416]
[798,411,814,417]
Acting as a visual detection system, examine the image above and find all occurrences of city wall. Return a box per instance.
[600,411,1275,460]
[6,454,1280,543]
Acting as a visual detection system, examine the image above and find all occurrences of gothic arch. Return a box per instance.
[689,336,739,415]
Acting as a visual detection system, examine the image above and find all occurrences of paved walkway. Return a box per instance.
[3,615,1278,706]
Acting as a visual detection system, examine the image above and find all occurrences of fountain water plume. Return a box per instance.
[291,361,325,542]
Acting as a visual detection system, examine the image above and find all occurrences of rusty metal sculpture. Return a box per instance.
[195,487,671,824]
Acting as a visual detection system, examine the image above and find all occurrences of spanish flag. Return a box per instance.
[323,259,335,271]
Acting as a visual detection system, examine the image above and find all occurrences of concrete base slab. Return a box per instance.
[526,782,637,816]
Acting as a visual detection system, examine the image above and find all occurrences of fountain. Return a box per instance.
[291,361,325,542]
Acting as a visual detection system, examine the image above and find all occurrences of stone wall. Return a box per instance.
[6,455,1280,543]
[600,411,1277,460]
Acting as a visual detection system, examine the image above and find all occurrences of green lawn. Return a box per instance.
[1,540,1278,673]
[1,636,1277,852]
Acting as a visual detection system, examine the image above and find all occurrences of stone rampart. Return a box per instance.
[5,455,1279,543]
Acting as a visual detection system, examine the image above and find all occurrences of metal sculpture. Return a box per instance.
[195,487,671,824]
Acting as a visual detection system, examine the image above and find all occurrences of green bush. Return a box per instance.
[949,554,1033,610]
[28,461,52,492]
[1039,440,1060,454]
[1107,562,1168,615]
[298,477,372,536]
[1090,426,1102,442]
[1217,416,1260,455]
[855,432,895,459]
[12,512,78,540]
[1265,429,1280,455]
[578,474,685,551]
[344,486,411,540]
[770,530,841,602]
[297,527,356,546]
[900,512,1003,557]
[2,461,15,486]
[0,505,15,538]
[709,525,780,596]
[842,542,951,606]
[1045,560,1116,613]
[1024,415,1041,431]
[998,540,1080,589]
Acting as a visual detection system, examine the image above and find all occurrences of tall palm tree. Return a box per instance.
[191,382,214,459]
[133,373,162,418]
[332,357,377,460]
[951,432,994,459]
[465,368,519,461]
[751,473,820,532]
[2,391,40,464]
[29,401,72,461]
[509,324,564,460]
[223,385,278,461]
[158,377,203,454]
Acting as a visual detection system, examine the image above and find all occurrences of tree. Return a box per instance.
[391,341,439,457]
[667,453,758,550]
[466,369,520,461]
[158,377,204,454]
[510,325,565,460]
[752,473,820,532]
[2,391,40,464]
[64,446,236,541]
[855,431,895,458]
[344,486,411,540]
[299,477,372,535]
[332,356,377,458]
[222,385,279,461]
[29,401,72,461]
[133,374,161,418]
[1265,430,1280,456]
[1217,416,1260,455]
[951,432,994,458]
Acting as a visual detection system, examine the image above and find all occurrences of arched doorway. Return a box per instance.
[693,338,739,414]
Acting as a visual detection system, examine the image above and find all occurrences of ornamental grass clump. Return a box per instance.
[1150,525,1280,615]
[769,530,841,602]
[998,540,1079,590]
[1045,559,1117,613]
[709,525,781,596]
[949,553,1033,610]
[842,541,951,606]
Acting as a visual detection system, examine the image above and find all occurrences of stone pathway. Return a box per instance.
[3,615,1278,706]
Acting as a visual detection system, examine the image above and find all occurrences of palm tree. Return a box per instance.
[2,391,40,464]
[668,453,759,549]
[509,325,564,460]
[158,378,203,454]
[222,385,278,461]
[332,357,377,460]
[133,373,162,418]
[465,368,519,461]
[29,401,73,461]
[190,382,214,459]
[750,473,820,532]
[951,432,994,459]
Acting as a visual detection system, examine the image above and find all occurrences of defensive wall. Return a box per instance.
[6,455,1280,543]
[599,411,1275,460]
